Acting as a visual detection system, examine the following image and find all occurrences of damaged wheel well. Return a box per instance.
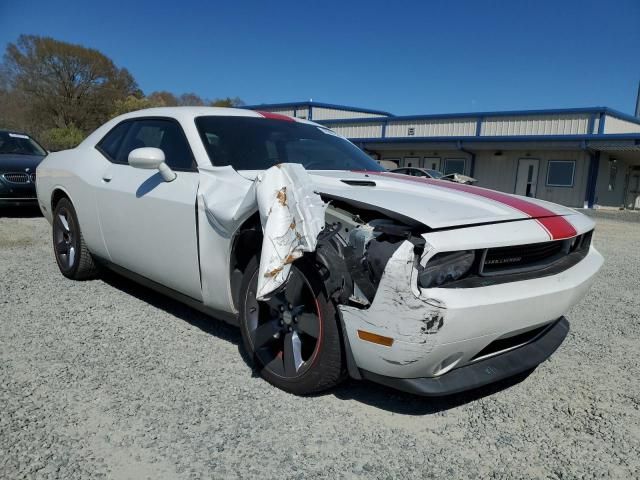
[230,212,262,310]
[228,198,427,313]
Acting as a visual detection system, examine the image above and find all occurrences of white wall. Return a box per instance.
[311,107,388,120]
[385,118,476,137]
[330,123,383,138]
[603,115,640,134]
[481,114,591,136]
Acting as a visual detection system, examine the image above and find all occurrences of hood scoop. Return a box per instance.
[340,179,376,187]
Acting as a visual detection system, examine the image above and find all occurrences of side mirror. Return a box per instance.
[128,147,176,182]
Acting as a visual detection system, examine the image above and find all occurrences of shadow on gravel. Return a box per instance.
[331,368,535,415]
[0,205,43,218]
[100,269,535,413]
[100,270,243,347]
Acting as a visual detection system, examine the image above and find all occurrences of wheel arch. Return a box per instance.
[229,211,263,310]
[51,186,74,212]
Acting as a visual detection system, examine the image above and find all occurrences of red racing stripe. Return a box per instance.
[363,171,577,240]
[255,110,295,122]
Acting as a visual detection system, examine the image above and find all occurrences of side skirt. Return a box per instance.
[95,257,239,326]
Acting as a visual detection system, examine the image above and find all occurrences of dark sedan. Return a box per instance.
[0,130,47,206]
[390,166,478,185]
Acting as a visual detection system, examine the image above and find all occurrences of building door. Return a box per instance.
[422,157,441,171]
[402,156,420,168]
[515,159,540,197]
[624,165,640,210]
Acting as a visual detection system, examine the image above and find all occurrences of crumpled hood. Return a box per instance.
[309,170,577,229]
[0,154,46,172]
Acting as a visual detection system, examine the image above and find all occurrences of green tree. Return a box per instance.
[178,92,205,106]
[210,96,245,107]
[39,125,85,151]
[111,95,165,117]
[147,90,179,107]
[3,35,139,133]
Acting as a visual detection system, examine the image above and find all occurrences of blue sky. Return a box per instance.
[1,0,639,115]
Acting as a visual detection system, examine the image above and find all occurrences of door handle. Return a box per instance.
[102,173,112,183]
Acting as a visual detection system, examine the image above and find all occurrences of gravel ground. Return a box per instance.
[1,208,639,479]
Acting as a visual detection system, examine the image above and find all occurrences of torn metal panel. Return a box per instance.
[255,163,327,300]
[196,164,326,310]
[339,241,447,374]
[197,166,256,313]
[198,166,257,238]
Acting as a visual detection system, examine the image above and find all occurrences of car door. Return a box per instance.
[95,117,202,300]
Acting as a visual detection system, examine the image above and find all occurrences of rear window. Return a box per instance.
[0,132,46,156]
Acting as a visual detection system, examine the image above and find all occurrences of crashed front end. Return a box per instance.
[208,163,603,396]
[318,200,603,396]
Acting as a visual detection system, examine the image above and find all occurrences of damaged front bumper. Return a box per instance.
[360,317,569,396]
[339,234,603,395]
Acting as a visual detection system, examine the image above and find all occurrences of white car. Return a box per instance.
[36,107,603,396]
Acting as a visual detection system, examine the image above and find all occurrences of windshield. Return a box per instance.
[0,132,46,156]
[195,116,384,171]
[425,169,444,178]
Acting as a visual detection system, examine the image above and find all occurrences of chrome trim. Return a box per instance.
[2,172,30,184]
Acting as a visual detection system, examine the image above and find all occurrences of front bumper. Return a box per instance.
[0,176,37,205]
[361,317,568,396]
[339,236,603,391]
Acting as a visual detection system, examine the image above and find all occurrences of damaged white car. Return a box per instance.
[36,107,603,396]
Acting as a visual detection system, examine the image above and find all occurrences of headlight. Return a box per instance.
[418,251,475,288]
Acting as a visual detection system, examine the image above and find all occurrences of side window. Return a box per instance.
[116,119,195,171]
[97,122,131,161]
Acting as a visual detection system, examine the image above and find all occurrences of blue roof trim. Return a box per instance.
[242,102,640,128]
[316,106,640,126]
[241,101,394,117]
[349,133,640,144]
[602,107,640,125]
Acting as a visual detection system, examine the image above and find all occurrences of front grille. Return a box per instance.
[437,230,593,288]
[471,322,552,361]
[482,240,565,275]
[3,173,30,184]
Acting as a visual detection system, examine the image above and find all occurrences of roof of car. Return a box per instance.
[112,106,322,127]
[0,129,29,136]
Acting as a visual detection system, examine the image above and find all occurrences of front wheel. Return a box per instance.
[239,256,345,395]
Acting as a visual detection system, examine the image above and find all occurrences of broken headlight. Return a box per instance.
[418,251,475,288]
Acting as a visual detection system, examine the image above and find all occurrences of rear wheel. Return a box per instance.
[239,256,345,395]
[52,198,99,280]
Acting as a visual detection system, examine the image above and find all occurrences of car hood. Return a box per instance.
[0,154,46,172]
[308,170,576,229]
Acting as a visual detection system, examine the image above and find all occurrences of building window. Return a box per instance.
[546,160,575,187]
[444,158,466,175]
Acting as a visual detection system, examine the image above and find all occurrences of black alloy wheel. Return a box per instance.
[239,256,345,394]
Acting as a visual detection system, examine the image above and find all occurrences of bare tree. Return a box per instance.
[3,35,139,133]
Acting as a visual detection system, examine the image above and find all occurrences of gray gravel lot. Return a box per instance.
[1,209,639,479]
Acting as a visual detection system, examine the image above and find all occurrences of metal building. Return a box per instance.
[245,101,640,209]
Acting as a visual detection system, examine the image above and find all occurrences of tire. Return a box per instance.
[52,197,99,280]
[239,256,346,395]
